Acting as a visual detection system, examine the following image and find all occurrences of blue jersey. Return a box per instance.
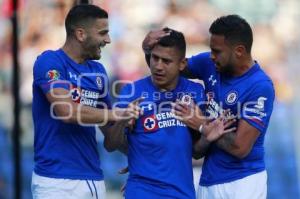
[32,49,111,180]
[118,76,205,199]
[188,52,275,186]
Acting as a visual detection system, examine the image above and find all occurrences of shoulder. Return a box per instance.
[188,51,212,65]
[250,65,274,92]
[33,50,64,74]
[182,77,204,91]
[189,51,211,59]
[35,50,61,63]
[245,71,275,101]
[133,76,151,87]
[119,76,150,97]
[88,60,107,73]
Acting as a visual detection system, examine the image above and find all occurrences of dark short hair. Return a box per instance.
[209,15,253,53]
[157,27,186,59]
[65,4,108,36]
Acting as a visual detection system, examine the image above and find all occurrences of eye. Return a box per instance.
[151,54,159,61]
[99,30,109,36]
[162,59,171,64]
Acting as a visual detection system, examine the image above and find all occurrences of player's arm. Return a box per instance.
[216,82,275,159]
[192,134,211,159]
[215,119,259,159]
[192,118,236,159]
[100,121,129,154]
[101,97,143,154]
[46,88,138,124]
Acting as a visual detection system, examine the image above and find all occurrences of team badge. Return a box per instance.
[96,76,103,89]
[46,70,60,82]
[179,94,192,105]
[226,91,238,105]
[142,115,158,132]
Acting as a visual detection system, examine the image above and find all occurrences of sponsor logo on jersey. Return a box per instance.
[208,75,217,86]
[244,97,267,127]
[142,115,158,132]
[68,72,78,80]
[71,87,81,103]
[140,103,153,112]
[70,85,103,108]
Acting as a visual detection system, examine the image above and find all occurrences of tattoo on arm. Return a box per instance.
[193,135,211,159]
[216,132,237,152]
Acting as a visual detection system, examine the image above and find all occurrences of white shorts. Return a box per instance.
[197,170,267,199]
[31,172,106,199]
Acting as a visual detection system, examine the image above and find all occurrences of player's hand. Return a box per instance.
[171,99,206,131]
[113,97,144,122]
[142,28,171,54]
[202,117,236,142]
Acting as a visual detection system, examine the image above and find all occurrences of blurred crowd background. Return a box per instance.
[0,0,300,198]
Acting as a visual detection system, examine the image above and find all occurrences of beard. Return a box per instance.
[220,63,234,75]
[82,37,103,60]
[83,45,101,60]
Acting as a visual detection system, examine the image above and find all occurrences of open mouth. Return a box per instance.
[153,72,165,79]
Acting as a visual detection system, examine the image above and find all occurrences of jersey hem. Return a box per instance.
[34,169,104,180]
[199,168,266,186]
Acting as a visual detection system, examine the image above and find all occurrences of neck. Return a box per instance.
[232,56,255,76]
[152,76,179,92]
[62,39,85,64]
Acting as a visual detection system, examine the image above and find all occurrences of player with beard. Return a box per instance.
[143,15,275,199]
[31,4,140,199]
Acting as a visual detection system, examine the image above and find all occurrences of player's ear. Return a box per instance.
[179,58,187,71]
[74,28,87,42]
[234,45,245,58]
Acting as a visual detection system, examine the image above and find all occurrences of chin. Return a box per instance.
[91,55,101,60]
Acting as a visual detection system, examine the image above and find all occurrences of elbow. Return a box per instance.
[232,148,251,159]
[103,140,117,152]
[193,152,205,160]
[53,104,77,124]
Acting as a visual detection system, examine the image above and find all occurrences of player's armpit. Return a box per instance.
[216,119,260,159]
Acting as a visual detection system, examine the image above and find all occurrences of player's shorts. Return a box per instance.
[197,170,267,199]
[31,172,106,199]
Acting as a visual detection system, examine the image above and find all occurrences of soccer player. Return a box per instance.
[31,4,140,199]
[143,15,275,199]
[104,28,235,199]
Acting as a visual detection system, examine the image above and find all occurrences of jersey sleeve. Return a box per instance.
[98,64,113,109]
[33,51,69,94]
[241,81,275,133]
[187,52,212,79]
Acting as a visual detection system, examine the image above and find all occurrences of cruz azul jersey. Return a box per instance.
[32,49,111,180]
[118,76,205,199]
[188,52,275,186]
